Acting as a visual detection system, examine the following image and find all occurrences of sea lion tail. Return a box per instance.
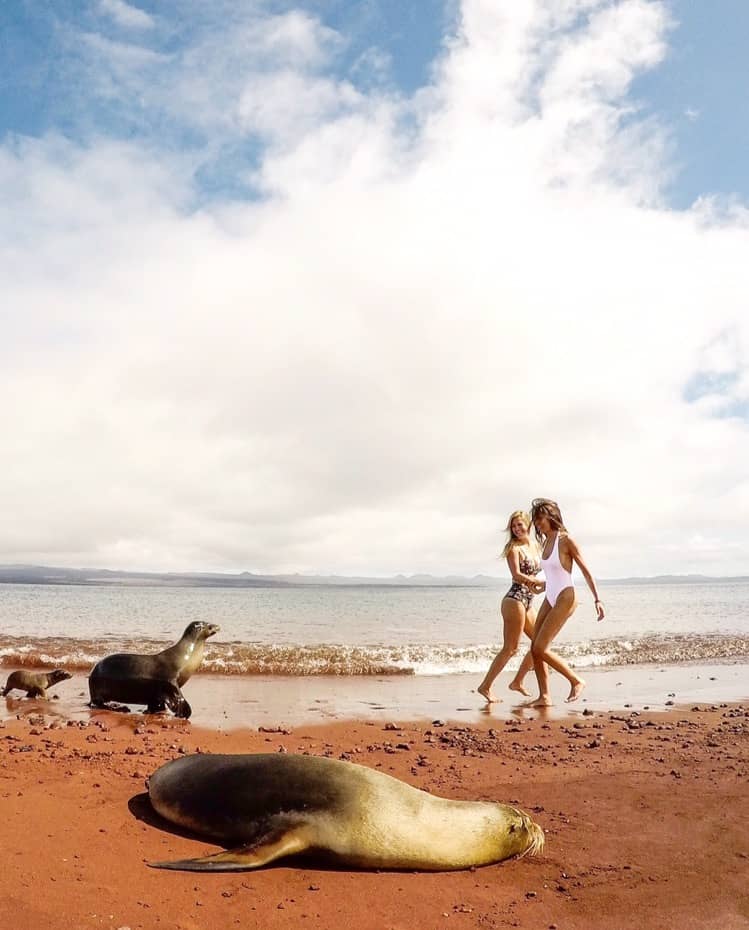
[148,852,256,872]
[148,827,310,872]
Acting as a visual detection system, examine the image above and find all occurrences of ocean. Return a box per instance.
[1,579,747,677]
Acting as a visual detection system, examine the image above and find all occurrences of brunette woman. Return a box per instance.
[528,498,605,706]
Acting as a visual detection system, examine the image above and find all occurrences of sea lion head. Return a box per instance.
[49,669,73,686]
[182,622,220,641]
[498,805,545,859]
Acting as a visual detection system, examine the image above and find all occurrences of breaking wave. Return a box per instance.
[0,632,747,676]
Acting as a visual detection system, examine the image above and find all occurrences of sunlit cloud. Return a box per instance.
[0,0,747,578]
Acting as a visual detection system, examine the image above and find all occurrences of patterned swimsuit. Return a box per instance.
[505,549,540,609]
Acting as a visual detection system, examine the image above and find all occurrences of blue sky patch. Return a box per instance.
[2,1,748,209]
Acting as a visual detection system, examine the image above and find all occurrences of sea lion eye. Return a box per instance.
[509,824,516,833]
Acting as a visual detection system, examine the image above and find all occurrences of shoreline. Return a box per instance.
[4,658,748,729]
[0,700,746,929]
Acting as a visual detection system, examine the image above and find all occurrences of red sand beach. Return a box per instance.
[1,661,748,930]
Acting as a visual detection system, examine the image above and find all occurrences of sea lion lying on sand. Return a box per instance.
[147,752,545,872]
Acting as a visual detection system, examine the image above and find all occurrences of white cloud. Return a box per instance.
[75,9,346,139]
[1,0,748,578]
[237,71,362,142]
[98,0,155,31]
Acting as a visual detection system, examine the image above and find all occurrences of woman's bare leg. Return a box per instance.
[478,598,525,703]
[529,590,585,706]
[541,645,585,686]
[509,608,536,696]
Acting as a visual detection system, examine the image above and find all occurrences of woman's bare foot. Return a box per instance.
[565,679,586,703]
[526,695,553,707]
[477,684,499,704]
[508,680,531,697]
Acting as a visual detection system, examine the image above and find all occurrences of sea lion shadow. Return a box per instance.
[90,701,133,715]
[127,792,348,872]
[129,792,205,841]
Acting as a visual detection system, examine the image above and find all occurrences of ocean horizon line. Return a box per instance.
[0,564,747,589]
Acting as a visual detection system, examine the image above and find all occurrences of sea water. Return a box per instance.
[0,580,746,676]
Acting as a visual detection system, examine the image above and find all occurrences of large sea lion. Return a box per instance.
[147,753,544,872]
[2,668,72,698]
[88,621,219,719]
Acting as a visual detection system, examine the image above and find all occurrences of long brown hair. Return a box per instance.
[501,510,531,559]
[530,498,567,545]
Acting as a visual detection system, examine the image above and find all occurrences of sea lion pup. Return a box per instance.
[2,668,72,698]
[147,753,544,872]
[88,621,220,719]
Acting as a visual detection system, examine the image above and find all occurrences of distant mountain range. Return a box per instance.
[0,565,746,588]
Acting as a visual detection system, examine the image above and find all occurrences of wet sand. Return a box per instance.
[1,663,748,929]
[4,659,748,729]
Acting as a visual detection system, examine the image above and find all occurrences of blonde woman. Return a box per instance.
[477,510,542,703]
[528,498,605,707]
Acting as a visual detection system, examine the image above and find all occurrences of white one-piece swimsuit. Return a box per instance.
[540,533,574,607]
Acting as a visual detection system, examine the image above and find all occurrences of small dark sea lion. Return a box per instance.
[2,668,72,698]
[88,622,219,719]
[147,752,545,872]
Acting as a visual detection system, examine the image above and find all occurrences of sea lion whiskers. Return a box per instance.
[509,808,545,858]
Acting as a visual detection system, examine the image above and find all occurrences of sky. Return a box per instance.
[1,0,747,580]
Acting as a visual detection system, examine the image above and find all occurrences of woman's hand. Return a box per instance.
[594,599,605,621]
[532,580,545,594]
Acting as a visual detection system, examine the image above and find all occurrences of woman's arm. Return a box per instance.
[565,536,605,621]
[506,548,542,587]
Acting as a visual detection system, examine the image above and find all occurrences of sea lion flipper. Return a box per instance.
[148,826,310,872]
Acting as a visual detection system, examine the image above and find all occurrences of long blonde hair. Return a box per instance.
[501,510,531,558]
